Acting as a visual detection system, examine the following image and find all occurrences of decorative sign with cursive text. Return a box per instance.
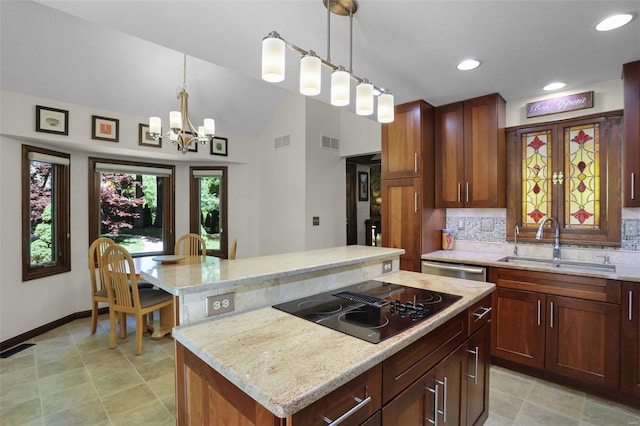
[526,91,594,118]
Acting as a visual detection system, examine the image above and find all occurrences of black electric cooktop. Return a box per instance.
[272,280,462,343]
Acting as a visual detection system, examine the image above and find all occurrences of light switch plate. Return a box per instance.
[625,221,638,237]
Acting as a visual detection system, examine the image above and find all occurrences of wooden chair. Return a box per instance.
[101,244,173,355]
[229,238,237,260]
[175,233,207,260]
[88,237,116,334]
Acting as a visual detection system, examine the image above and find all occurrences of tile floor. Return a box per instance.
[1,315,639,425]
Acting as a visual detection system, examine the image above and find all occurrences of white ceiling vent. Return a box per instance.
[321,136,339,151]
[274,134,291,150]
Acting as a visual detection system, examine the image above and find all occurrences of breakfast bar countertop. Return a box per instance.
[421,250,640,283]
[172,270,494,418]
[139,245,404,296]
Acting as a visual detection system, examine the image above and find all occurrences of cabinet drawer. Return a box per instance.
[468,295,492,336]
[382,311,467,404]
[291,364,381,426]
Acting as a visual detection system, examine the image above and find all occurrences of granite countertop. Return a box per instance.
[172,270,495,418]
[421,250,640,283]
[139,245,404,296]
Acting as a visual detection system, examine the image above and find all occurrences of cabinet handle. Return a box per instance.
[465,182,470,203]
[537,300,541,326]
[630,290,634,321]
[438,377,448,423]
[425,383,439,426]
[457,183,461,204]
[632,173,636,200]
[415,152,418,173]
[468,346,479,384]
[414,192,418,212]
[550,301,554,328]
[472,306,492,322]
[321,395,371,425]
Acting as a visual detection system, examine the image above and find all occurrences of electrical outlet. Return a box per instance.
[457,219,465,230]
[313,216,320,226]
[206,293,235,317]
[382,260,392,273]
[625,221,638,237]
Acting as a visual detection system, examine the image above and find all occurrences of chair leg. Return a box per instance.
[108,309,117,349]
[118,313,127,339]
[90,301,99,334]
[135,314,144,355]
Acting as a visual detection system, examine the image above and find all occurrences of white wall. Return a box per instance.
[506,78,624,127]
[340,109,381,157]
[304,98,345,249]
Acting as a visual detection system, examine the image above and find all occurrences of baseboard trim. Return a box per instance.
[0,307,109,352]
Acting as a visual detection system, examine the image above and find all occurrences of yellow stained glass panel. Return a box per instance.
[564,124,600,229]
[522,130,552,227]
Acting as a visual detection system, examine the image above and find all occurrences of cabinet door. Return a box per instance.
[620,282,640,395]
[545,295,620,388]
[463,93,505,208]
[381,177,422,272]
[382,101,423,179]
[382,369,436,426]
[491,287,546,369]
[467,324,490,426]
[435,102,465,207]
[623,61,640,207]
[434,343,468,426]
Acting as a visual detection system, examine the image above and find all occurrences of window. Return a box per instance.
[22,145,71,281]
[89,158,175,255]
[189,167,228,258]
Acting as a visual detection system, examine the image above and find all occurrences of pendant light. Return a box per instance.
[300,51,321,96]
[356,79,374,115]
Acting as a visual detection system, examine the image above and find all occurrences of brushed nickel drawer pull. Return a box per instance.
[457,183,461,203]
[537,300,541,326]
[415,152,418,173]
[425,383,438,426]
[632,173,636,200]
[630,290,633,321]
[322,395,371,425]
[465,182,469,203]
[472,306,492,322]
[550,301,554,328]
[414,192,418,213]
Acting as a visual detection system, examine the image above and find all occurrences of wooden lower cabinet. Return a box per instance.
[176,301,493,426]
[490,267,633,404]
[621,281,640,396]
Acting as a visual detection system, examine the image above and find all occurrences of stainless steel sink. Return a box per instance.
[497,256,616,273]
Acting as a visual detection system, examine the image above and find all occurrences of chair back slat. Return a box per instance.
[88,237,115,293]
[102,245,138,310]
[175,233,206,259]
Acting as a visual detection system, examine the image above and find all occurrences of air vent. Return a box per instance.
[275,134,291,150]
[321,136,339,151]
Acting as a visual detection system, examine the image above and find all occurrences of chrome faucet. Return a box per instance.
[535,217,561,260]
[513,225,519,256]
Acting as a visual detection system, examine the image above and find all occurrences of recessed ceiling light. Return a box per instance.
[543,82,566,91]
[457,59,481,71]
[596,13,633,31]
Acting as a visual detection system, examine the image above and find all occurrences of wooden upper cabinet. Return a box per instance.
[435,93,506,208]
[623,61,640,207]
[382,101,423,179]
[506,111,622,246]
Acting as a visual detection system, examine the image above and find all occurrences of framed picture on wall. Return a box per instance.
[358,172,369,201]
[176,132,198,152]
[210,136,228,156]
[138,123,162,148]
[92,115,119,142]
[35,105,69,135]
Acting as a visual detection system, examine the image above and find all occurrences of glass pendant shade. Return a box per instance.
[299,53,321,96]
[262,36,285,83]
[203,118,215,135]
[356,81,374,115]
[169,111,182,129]
[149,116,161,134]
[377,93,395,123]
[331,69,351,106]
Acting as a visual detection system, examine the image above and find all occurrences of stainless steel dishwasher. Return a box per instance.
[421,260,487,282]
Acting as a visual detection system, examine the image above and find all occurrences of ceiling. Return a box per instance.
[2,1,639,140]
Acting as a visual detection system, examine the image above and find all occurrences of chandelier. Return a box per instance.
[261,0,394,123]
[149,54,216,154]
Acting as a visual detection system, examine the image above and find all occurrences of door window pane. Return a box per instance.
[190,167,227,257]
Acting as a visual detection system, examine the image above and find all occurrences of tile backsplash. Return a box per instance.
[445,208,640,252]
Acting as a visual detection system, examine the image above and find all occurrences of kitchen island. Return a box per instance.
[173,270,495,425]
[139,245,404,325]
